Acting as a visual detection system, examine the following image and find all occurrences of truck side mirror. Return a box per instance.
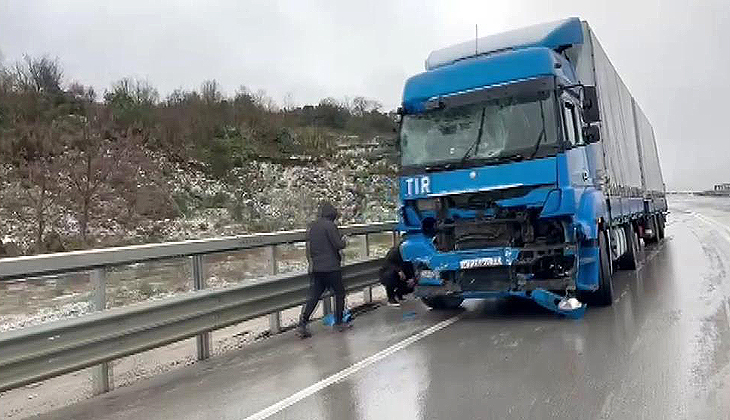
[582,86,600,123]
[583,124,600,143]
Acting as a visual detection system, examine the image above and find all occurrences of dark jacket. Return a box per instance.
[306,202,346,273]
[381,244,415,279]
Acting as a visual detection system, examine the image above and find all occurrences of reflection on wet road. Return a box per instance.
[35,197,730,420]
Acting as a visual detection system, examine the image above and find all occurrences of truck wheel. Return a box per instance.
[593,230,614,306]
[645,216,659,245]
[421,296,464,310]
[657,214,665,240]
[617,223,639,270]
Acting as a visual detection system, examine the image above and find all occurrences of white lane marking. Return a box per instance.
[689,212,730,329]
[241,314,462,420]
[691,212,730,238]
[599,390,614,418]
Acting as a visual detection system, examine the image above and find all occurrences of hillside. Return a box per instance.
[0,57,399,256]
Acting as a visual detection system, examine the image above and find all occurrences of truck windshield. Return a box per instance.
[400,91,558,168]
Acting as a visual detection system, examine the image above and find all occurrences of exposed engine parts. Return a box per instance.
[413,191,577,287]
[417,192,567,252]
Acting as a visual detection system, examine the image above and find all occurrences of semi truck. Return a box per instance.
[396,17,666,314]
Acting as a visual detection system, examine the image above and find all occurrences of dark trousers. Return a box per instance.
[299,270,345,326]
[379,268,414,301]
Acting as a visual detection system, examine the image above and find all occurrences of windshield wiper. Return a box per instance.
[528,129,545,159]
[421,153,525,172]
[529,100,547,159]
[424,163,453,172]
[460,107,487,163]
[479,154,525,165]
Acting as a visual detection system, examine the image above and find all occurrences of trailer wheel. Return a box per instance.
[617,223,639,270]
[593,230,614,306]
[421,296,464,310]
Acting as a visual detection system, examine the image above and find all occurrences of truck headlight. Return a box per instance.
[416,198,439,212]
[418,269,442,285]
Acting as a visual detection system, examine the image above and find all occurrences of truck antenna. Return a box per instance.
[475,24,478,55]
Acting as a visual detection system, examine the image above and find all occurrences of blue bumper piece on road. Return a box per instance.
[529,289,586,319]
[441,289,586,318]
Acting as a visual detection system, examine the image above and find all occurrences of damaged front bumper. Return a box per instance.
[409,240,585,317]
[412,242,578,292]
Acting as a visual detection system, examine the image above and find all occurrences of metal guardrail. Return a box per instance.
[0,221,398,394]
[0,222,397,281]
[0,259,383,393]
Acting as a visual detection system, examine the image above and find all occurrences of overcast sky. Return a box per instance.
[1,0,728,190]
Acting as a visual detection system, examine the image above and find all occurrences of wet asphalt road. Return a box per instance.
[34,196,730,420]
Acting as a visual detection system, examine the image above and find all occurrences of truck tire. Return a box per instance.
[617,223,639,270]
[645,216,659,245]
[593,230,614,306]
[421,296,464,310]
[657,214,665,240]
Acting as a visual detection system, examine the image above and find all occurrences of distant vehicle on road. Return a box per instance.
[395,17,667,313]
[696,183,730,196]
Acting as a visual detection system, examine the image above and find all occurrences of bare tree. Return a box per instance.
[0,56,67,252]
[352,96,382,116]
[2,121,66,252]
[58,106,122,245]
[13,55,63,94]
[253,89,277,112]
[201,80,222,104]
[282,91,295,111]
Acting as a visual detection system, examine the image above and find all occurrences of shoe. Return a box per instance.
[296,325,312,339]
[397,295,407,302]
[334,322,353,332]
[387,298,400,307]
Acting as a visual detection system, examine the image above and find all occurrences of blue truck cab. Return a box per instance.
[396,18,667,313]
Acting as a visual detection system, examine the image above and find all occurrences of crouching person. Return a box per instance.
[297,201,352,339]
[379,243,415,307]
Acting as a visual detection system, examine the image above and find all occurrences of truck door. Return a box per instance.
[562,98,593,188]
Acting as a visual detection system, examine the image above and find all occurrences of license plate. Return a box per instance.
[459,257,503,269]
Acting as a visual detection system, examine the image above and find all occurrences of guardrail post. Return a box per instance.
[91,268,113,395]
[191,255,211,360]
[267,244,279,275]
[362,233,373,303]
[363,233,370,257]
[267,245,281,333]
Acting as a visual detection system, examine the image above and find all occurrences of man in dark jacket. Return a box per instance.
[297,201,350,338]
[379,243,415,307]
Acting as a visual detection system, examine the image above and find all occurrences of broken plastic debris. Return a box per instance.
[557,297,583,311]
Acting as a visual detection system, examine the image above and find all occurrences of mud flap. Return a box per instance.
[530,289,586,319]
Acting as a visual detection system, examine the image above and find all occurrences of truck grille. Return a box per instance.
[456,267,512,291]
[453,221,513,250]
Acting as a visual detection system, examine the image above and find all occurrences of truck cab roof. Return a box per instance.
[402,18,585,113]
[402,47,576,113]
[425,17,584,71]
